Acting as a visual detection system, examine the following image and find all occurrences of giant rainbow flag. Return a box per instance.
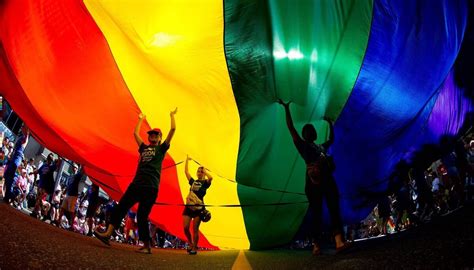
[0,0,471,249]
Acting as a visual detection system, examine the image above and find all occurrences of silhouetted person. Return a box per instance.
[440,136,463,208]
[279,100,349,255]
[388,161,416,231]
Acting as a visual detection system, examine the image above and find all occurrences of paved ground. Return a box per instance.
[0,201,473,269]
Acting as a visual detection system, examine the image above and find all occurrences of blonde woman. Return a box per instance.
[183,155,212,255]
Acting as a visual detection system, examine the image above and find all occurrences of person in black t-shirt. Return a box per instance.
[31,153,61,219]
[182,155,213,255]
[94,108,177,254]
[279,100,350,255]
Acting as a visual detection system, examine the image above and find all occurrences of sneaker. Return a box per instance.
[93,231,111,246]
[136,247,152,254]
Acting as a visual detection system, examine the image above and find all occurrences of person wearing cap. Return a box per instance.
[3,125,29,203]
[95,108,178,254]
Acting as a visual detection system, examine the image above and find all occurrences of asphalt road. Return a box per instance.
[0,201,473,269]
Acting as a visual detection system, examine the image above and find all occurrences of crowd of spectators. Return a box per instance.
[350,133,474,240]
[0,133,190,250]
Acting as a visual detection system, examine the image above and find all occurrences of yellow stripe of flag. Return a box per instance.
[84,0,249,249]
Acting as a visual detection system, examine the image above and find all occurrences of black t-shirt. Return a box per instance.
[293,138,326,165]
[38,163,57,193]
[132,142,170,189]
[87,185,100,206]
[293,138,331,187]
[189,177,211,200]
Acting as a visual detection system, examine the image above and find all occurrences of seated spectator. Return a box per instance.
[73,206,89,235]
[13,168,28,209]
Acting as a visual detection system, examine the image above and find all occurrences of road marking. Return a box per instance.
[232,250,252,270]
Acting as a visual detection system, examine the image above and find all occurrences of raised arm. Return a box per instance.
[20,125,30,148]
[53,158,62,171]
[185,155,192,181]
[278,99,302,142]
[164,107,177,145]
[322,116,334,149]
[203,167,213,184]
[134,113,145,147]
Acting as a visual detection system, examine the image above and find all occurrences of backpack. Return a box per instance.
[306,152,335,185]
[200,209,211,222]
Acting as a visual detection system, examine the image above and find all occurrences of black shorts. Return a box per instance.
[182,207,202,218]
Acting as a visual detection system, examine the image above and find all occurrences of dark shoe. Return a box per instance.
[136,247,152,254]
[188,250,197,255]
[87,231,93,237]
[336,242,353,254]
[93,231,111,246]
[29,212,38,218]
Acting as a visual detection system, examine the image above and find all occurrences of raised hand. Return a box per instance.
[170,107,178,116]
[21,125,30,136]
